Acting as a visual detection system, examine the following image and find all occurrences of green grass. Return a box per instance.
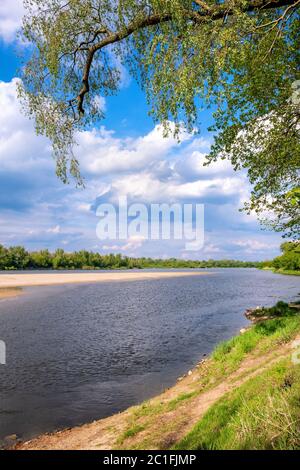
[275,269,300,276]
[166,392,198,411]
[263,267,300,276]
[117,424,146,444]
[177,307,300,450]
[131,401,165,419]
[174,360,300,450]
[115,303,300,450]
[205,308,300,384]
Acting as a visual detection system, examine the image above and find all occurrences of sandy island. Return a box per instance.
[0,271,210,299]
[0,287,23,300]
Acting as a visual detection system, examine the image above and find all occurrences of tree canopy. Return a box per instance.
[272,240,300,270]
[0,243,260,270]
[19,0,300,236]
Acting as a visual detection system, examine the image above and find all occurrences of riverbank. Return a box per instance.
[261,267,300,276]
[14,302,300,450]
[0,271,209,296]
[273,269,300,276]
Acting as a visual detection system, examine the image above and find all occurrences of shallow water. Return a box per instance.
[0,268,299,444]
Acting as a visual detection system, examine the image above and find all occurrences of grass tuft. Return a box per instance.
[175,361,300,450]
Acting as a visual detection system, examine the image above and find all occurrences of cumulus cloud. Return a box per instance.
[46,225,61,234]
[0,78,51,172]
[0,0,24,43]
[77,122,190,177]
[102,235,146,254]
[232,239,278,252]
[0,77,284,259]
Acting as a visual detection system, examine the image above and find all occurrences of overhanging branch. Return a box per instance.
[76,0,299,115]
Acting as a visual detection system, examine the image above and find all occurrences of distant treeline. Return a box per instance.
[0,244,260,270]
[261,241,300,273]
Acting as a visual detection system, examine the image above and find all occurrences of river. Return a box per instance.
[0,268,299,445]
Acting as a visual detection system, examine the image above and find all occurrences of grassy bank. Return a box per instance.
[272,269,300,276]
[175,358,300,450]
[261,267,300,276]
[116,305,300,450]
[261,241,300,276]
[176,303,300,450]
[17,301,300,450]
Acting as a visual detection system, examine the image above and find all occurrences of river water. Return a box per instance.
[0,268,299,444]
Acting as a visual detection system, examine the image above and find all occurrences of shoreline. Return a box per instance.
[0,287,23,300]
[260,267,300,276]
[0,271,210,299]
[2,287,298,449]
[13,307,300,450]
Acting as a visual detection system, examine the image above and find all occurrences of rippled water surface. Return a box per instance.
[0,269,299,443]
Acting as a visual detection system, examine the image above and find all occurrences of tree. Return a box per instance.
[52,248,68,269]
[19,0,300,235]
[0,244,9,270]
[6,246,30,269]
[272,240,300,270]
[30,249,52,268]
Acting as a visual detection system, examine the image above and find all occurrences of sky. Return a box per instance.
[0,0,285,261]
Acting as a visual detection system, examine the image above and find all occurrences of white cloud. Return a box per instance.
[92,95,106,113]
[77,203,91,213]
[0,77,284,260]
[232,239,278,251]
[0,0,24,43]
[47,225,61,234]
[109,172,248,204]
[102,235,146,253]
[0,78,51,172]
[77,122,190,176]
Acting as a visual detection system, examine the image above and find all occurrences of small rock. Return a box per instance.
[188,370,192,376]
[240,328,247,334]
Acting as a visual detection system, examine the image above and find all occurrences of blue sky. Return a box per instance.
[0,1,285,260]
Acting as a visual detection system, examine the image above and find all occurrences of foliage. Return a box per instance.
[247,301,295,320]
[0,244,260,270]
[272,240,300,271]
[19,0,300,235]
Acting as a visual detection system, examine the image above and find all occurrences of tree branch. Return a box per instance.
[76,0,299,114]
[193,0,211,12]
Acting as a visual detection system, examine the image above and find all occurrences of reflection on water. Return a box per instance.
[0,268,299,443]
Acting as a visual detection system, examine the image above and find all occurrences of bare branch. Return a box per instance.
[193,0,211,11]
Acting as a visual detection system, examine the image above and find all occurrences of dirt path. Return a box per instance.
[16,335,298,450]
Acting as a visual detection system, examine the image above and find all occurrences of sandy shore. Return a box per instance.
[0,271,209,293]
[0,287,23,299]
